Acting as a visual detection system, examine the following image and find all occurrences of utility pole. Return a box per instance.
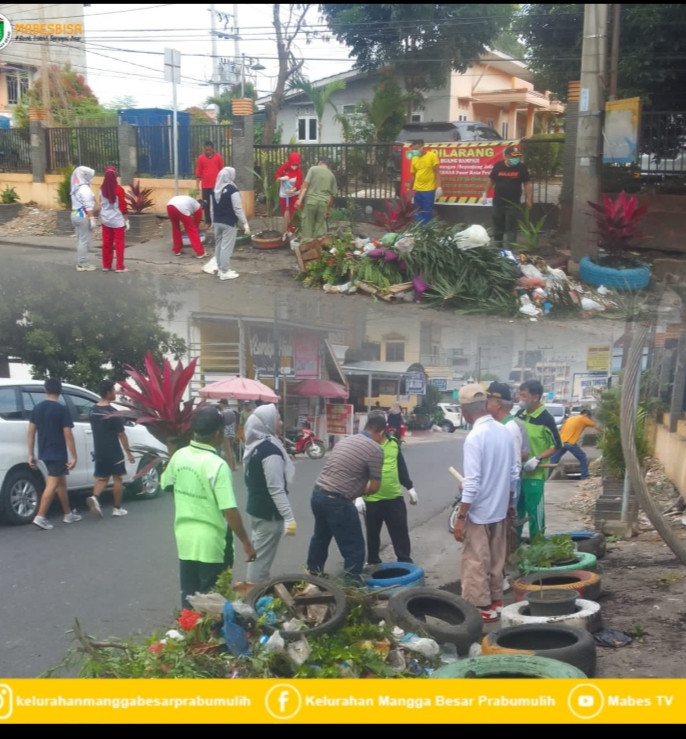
[609,4,620,101]
[210,4,219,101]
[570,4,609,267]
[38,4,51,122]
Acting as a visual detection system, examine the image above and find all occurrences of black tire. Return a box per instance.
[569,531,607,559]
[1,468,43,525]
[305,441,325,460]
[387,587,482,655]
[441,421,455,433]
[482,623,596,677]
[125,455,163,500]
[515,569,602,602]
[431,654,587,679]
[245,573,348,641]
[579,255,650,291]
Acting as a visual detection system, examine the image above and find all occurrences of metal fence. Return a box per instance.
[135,125,232,178]
[45,127,119,173]
[0,128,31,172]
[639,111,686,179]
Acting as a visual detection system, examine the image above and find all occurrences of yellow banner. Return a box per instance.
[1,679,684,723]
[586,345,611,372]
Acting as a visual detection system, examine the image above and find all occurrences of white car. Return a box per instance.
[0,379,167,525]
[438,402,463,433]
[545,403,568,431]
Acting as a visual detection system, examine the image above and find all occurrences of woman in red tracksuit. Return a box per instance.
[166,195,207,257]
[99,166,129,272]
[274,151,303,238]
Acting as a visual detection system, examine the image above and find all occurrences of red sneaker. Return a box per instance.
[480,608,500,624]
[491,600,503,614]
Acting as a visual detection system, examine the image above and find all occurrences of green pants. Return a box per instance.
[517,477,545,540]
[299,201,328,240]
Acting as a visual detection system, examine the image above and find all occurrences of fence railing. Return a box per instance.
[639,111,686,179]
[45,127,119,174]
[0,128,31,172]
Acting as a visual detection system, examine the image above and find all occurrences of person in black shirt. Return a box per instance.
[87,380,134,518]
[481,144,533,249]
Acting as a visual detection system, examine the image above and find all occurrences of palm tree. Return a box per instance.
[287,76,346,144]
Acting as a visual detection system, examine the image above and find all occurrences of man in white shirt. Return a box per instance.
[453,384,518,624]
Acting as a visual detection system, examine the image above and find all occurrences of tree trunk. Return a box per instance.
[0,354,10,378]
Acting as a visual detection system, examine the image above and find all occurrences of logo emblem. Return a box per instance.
[0,684,14,720]
[265,683,302,720]
[0,15,12,51]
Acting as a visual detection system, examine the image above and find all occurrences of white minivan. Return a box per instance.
[438,402,463,433]
[0,380,167,525]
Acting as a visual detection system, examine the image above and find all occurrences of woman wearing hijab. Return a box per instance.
[70,166,97,271]
[275,151,303,239]
[387,403,405,440]
[99,166,129,273]
[242,404,296,585]
[211,167,250,281]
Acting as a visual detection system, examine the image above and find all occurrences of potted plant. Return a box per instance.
[0,185,21,224]
[579,191,651,290]
[248,168,283,249]
[125,179,159,243]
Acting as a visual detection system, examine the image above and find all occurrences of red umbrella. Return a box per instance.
[290,378,349,399]
[198,377,280,402]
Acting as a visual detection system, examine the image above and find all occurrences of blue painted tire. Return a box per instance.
[564,531,607,559]
[579,255,650,291]
[364,562,425,598]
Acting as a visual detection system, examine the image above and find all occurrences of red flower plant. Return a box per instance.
[148,642,165,654]
[177,609,202,631]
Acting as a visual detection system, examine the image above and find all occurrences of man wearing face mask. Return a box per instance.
[481,144,532,249]
[409,139,443,224]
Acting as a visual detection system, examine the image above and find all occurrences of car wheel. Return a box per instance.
[387,587,482,655]
[305,441,325,460]
[481,623,597,677]
[441,421,455,433]
[430,653,587,679]
[1,468,43,525]
[125,455,162,500]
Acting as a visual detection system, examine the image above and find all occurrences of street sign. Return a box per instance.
[405,372,425,395]
[163,48,181,83]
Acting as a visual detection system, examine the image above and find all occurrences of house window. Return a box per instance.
[342,104,363,116]
[298,116,317,142]
[6,70,30,105]
[410,112,422,122]
[385,342,405,362]
[501,121,509,138]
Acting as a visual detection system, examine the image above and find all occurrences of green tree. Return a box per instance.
[14,62,116,128]
[320,4,515,107]
[0,265,186,388]
[517,4,686,110]
[357,74,409,143]
[287,75,346,143]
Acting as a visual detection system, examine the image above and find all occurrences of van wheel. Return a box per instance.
[441,421,455,433]
[1,469,43,525]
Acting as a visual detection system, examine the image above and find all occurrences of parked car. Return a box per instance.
[388,121,503,181]
[0,380,167,525]
[437,402,463,433]
[544,403,567,431]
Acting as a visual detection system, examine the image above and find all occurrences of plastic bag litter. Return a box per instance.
[381,232,400,246]
[439,642,458,664]
[222,601,251,656]
[593,628,633,648]
[283,617,307,633]
[186,592,227,615]
[164,629,185,642]
[468,642,482,658]
[400,633,440,657]
[520,262,545,280]
[454,224,490,250]
[386,649,406,672]
[519,295,542,317]
[580,296,605,311]
[286,638,311,665]
[597,285,610,295]
[394,236,414,254]
[263,630,286,653]
[232,601,258,626]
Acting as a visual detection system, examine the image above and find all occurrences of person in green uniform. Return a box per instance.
[295,156,338,240]
[515,380,562,540]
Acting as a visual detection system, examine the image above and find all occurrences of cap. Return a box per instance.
[191,405,224,436]
[486,381,512,401]
[459,383,487,404]
[504,144,521,158]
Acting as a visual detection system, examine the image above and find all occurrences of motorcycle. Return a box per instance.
[283,424,326,460]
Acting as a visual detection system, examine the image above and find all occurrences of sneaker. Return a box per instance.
[63,510,82,523]
[480,608,500,624]
[173,251,182,256]
[87,495,103,518]
[33,515,53,530]
[102,267,113,272]
[195,252,208,259]
[115,268,129,273]
[76,264,96,272]
[112,507,128,517]
[491,600,504,614]
[219,270,239,280]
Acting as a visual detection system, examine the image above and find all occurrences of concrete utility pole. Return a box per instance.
[210,4,220,100]
[569,4,609,267]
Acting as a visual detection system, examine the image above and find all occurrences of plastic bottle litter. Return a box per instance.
[520,263,545,280]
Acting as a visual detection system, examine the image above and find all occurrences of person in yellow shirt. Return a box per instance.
[409,139,442,224]
[548,409,596,480]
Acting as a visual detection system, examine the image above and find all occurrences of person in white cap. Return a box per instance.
[454,383,518,624]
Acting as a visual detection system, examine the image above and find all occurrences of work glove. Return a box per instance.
[435,187,443,199]
[284,520,297,536]
[523,456,540,473]
[407,487,418,505]
[125,219,130,231]
[243,223,251,236]
[480,195,488,205]
[89,217,98,230]
[354,497,366,515]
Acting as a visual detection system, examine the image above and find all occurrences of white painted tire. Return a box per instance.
[500,598,601,633]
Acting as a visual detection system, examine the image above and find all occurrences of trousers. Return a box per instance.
[365,496,412,564]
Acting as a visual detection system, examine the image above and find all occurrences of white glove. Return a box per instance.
[435,187,443,199]
[284,520,297,536]
[354,497,366,515]
[407,487,418,505]
[89,217,98,230]
[243,224,251,236]
[480,195,488,205]
[125,219,130,231]
[523,456,540,473]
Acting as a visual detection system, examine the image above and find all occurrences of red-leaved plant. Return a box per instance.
[116,351,198,448]
[372,190,417,232]
[125,179,155,214]
[587,191,649,257]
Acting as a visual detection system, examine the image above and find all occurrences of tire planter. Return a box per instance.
[523,550,598,575]
[514,570,601,602]
[252,232,284,250]
[430,654,587,679]
[482,623,596,677]
[364,562,425,599]
[579,255,650,291]
[245,573,348,641]
[501,599,602,633]
[526,588,579,617]
[387,587,482,655]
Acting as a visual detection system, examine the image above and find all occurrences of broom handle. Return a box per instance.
[448,466,464,483]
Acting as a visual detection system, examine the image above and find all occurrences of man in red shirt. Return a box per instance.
[195,141,224,225]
